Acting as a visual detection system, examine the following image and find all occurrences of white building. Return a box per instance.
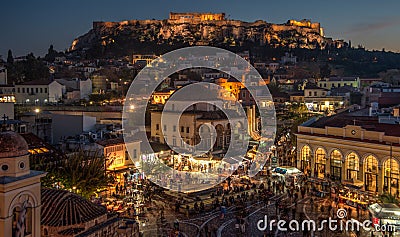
[0,67,7,85]
[318,76,360,90]
[56,78,92,100]
[15,80,65,104]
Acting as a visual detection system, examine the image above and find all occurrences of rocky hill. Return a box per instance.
[69,13,347,57]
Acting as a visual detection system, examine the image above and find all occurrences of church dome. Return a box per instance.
[0,131,29,158]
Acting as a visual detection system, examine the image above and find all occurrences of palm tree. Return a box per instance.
[38,150,114,198]
[380,193,398,204]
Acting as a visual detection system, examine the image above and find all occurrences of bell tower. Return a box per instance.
[0,131,46,237]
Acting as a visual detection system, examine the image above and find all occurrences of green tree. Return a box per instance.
[380,193,398,204]
[38,150,114,198]
[319,63,331,78]
[7,49,13,65]
[44,44,58,62]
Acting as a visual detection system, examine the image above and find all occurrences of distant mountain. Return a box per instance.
[69,12,348,58]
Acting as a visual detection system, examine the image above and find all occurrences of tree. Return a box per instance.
[7,49,13,65]
[39,150,114,198]
[380,193,398,204]
[319,63,331,78]
[44,45,58,62]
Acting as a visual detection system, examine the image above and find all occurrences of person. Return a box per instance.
[310,198,314,212]
[220,205,226,219]
[292,203,296,219]
[240,218,247,233]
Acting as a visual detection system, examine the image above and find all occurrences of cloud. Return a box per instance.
[345,16,400,35]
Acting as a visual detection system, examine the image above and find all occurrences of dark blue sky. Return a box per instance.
[2,0,400,57]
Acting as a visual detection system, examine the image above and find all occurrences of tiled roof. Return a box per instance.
[304,84,326,90]
[307,113,400,137]
[378,92,400,107]
[96,137,125,147]
[328,76,358,82]
[0,131,29,158]
[41,188,107,227]
[18,80,53,85]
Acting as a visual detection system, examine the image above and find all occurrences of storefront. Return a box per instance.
[314,148,326,179]
[365,155,379,192]
[383,158,400,197]
[339,187,377,209]
[308,177,330,197]
[300,145,311,174]
[345,152,360,180]
[330,150,342,181]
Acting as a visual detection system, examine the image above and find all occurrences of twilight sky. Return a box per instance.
[1,0,400,57]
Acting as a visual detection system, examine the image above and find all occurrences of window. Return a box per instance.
[324,83,326,87]
[40,88,43,93]
[17,88,20,93]
[308,91,312,96]
[300,146,311,171]
[181,126,184,133]
[186,127,190,133]
[173,138,176,146]
[164,125,167,131]
[314,91,317,96]
[156,124,159,130]
[45,88,48,93]
[133,149,137,159]
[173,125,176,132]
[22,88,25,93]
[36,88,38,93]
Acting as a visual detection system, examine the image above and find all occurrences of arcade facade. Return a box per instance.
[297,123,400,196]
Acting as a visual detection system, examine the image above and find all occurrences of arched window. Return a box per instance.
[346,152,360,180]
[384,159,400,197]
[364,155,378,192]
[330,150,342,181]
[314,148,326,178]
[12,204,32,237]
[300,145,311,173]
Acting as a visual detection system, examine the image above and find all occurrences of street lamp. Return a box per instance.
[34,108,40,136]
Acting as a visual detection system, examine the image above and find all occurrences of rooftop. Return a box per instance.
[41,188,107,227]
[304,112,400,137]
[0,170,46,184]
[18,80,54,86]
[0,131,29,158]
[326,76,359,82]
[96,137,125,147]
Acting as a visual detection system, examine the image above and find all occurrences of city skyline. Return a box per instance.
[2,0,400,57]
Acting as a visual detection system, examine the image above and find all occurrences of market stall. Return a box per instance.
[369,203,400,235]
[308,177,330,198]
[338,187,378,209]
